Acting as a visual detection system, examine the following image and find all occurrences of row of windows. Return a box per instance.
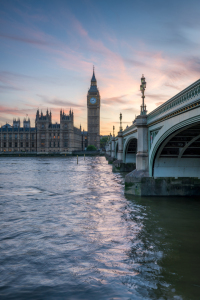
[41,135,60,139]
[40,133,69,138]
[0,134,35,140]
[1,141,69,148]
[49,133,60,138]
[1,142,35,148]
[40,124,68,129]
[41,142,68,148]
[0,134,69,140]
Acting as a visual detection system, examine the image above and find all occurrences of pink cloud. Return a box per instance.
[155,101,165,107]
[0,105,36,116]
[0,104,85,129]
[0,6,199,135]
[0,33,53,46]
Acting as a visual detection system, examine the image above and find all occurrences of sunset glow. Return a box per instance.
[0,0,200,134]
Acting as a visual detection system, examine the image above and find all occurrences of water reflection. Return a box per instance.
[124,195,200,299]
[0,157,199,299]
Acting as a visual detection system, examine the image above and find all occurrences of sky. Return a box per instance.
[0,0,200,134]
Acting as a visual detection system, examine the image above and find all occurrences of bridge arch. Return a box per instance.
[123,137,137,163]
[150,118,200,177]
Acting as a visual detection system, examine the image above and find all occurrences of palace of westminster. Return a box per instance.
[0,69,101,153]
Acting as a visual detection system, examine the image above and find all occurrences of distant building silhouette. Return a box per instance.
[0,109,88,153]
[0,68,103,153]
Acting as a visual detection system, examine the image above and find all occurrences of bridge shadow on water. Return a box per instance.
[124,193,200,300]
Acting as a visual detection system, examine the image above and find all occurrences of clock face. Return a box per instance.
[90,97,96,104]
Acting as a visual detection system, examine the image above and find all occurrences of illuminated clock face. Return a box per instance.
[90,97,96,104]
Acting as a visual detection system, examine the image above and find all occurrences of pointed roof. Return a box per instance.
[91,65,96,82]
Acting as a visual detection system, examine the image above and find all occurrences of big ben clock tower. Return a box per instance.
[87,67,100,149]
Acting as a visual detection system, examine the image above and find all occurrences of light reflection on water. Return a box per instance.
[0,157,199,300]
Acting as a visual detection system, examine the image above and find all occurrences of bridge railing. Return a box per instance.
[122,120,136,135]
[147,79,200,123]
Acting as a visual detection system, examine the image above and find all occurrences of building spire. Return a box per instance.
[91,65,96,83]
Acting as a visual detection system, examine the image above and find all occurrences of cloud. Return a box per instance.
[0,33,53,46]
[37,94,84,108]
[67,12,88,37]
[123,58,145,67]
[0,72,28,92]
[0,1,199,134]
[155,101,165,107]
[0,85,24,92]
[47,99,84,108]
[164,83,181,90]
[123,107,138,112]
[187,56,200,74]
[0,71,67,88]
[0,104,83,127]
[147,94,170,101]
[0,105,35,114]
[165,69,187,81]
[102,94,129,105]
[108,121,132,124]
[0,71,31,83]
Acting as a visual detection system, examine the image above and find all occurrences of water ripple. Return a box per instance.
[0,157,199,299]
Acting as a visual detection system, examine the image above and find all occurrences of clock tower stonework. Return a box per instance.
[87,68,100,149]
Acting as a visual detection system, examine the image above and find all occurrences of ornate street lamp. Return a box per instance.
[140,74,147,115]
[119,113,123,131]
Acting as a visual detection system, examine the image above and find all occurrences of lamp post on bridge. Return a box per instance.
[108,132,112,156]
[111,126,115,158]
[119,113,123,131]
[134,75,149,173]
[118,113,123,161]
[140,75,147,115]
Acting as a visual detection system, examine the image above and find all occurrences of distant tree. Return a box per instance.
[87,145,97,151]
[100,136,109,149]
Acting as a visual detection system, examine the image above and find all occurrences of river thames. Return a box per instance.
[0,157,199,299]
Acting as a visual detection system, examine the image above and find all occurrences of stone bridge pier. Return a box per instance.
[105,136,115,163]
[135,115,148,174]
[117,131,123,161]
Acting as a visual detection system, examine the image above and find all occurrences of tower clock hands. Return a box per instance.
[90,97,96,104]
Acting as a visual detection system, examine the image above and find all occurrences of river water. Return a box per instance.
[0,157,199,300]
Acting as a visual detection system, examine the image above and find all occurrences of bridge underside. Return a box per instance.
[125,139,137,163]
[115,143,118,159]
[154,123,200,177]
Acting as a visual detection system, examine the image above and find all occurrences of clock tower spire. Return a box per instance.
[91,65,96,83]
[87,67,100,149]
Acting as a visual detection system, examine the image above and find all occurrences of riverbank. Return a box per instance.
[0,151,105,157]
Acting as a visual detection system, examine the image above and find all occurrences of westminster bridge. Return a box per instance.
[106,78,200,196]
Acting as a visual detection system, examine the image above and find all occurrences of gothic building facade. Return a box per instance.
[0,109,87,154]
[0,69,100,154]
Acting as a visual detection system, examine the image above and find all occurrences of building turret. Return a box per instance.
[13,118,20,128]
[35,110,52,129]
[60,109,74,129]
[36,109,39,120]
[23,118,30,128]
